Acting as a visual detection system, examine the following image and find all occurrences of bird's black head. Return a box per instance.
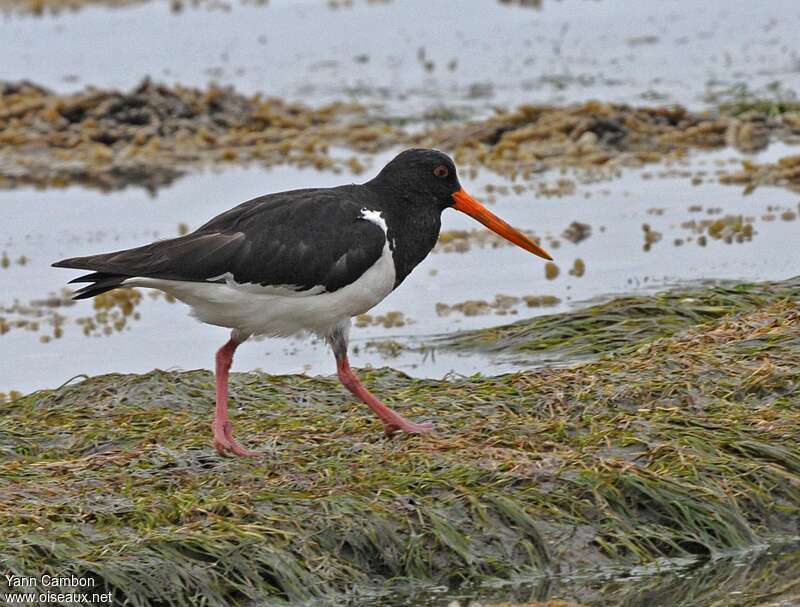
[369,147,553,261]
[369,148,461,208]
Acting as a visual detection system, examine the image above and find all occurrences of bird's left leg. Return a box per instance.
[328,322,434,436]
[211,329,259,457]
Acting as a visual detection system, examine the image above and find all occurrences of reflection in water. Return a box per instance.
[76,289,144,337]
[569,542,800,607]
[0,287,175,342]
[436,228,545,254]
[354,310,410,329]
[358,541,800,607]
[497,0,542,8]
[0,389,22,403]
[0,0,393,18]
[435,293,561,318]
[0,289,73,342]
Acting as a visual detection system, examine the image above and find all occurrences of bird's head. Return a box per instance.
[373,148,552,261]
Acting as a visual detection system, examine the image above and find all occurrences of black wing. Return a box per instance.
[53,186,387,299]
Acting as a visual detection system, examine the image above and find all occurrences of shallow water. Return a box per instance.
[332,540,800,607]
[3,142,800,394]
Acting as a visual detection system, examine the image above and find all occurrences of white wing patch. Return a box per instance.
[360,208,387,233]
[360,207,396,249]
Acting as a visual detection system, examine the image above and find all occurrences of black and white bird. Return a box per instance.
[53,148,552,456]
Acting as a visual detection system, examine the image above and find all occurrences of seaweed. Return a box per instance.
[436,277,800,364]
[1,284,799,605]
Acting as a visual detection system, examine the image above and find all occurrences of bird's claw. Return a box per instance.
[212,419,260,457]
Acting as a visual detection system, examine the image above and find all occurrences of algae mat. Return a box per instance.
[3,79,800,193]
[433,278,800,364]
[1,285,799,605]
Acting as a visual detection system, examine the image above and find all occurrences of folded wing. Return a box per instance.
[53,187,387,299]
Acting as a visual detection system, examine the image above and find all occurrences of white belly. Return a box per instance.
[123,241,396,338]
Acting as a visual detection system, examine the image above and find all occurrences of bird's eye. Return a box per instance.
[433,165,449,178]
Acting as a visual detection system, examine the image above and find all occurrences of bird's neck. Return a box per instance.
[382,200,442,289]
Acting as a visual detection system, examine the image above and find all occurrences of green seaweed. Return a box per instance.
[435,278,800,363]
[1,283,799,606]
[710,81,800,117]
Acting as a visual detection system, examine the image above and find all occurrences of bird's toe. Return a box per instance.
[211,420,260,457]
[384,420,435,436]
[227,443,261,457]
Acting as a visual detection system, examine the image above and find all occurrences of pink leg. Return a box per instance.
[211,335,259,457]
[336,355,434,436]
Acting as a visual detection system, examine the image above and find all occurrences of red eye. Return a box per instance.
[434,165,449,178]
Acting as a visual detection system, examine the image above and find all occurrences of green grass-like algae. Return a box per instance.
[435,277,800,363]
[0,281,799,606]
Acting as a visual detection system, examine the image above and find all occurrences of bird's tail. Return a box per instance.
[66,272,131,300]
[53,256,132,300]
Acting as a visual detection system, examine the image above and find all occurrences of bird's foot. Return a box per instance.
[211,419,260,457]
[383,419,435,436]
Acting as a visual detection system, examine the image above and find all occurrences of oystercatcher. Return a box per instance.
[53,149,552,456]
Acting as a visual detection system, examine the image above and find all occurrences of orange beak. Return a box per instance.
[451,188,553,261]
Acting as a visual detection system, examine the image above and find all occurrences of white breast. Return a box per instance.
[122,238,396,339]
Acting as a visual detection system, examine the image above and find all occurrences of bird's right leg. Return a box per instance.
[328,322,434,436]
[212,330,259,457]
